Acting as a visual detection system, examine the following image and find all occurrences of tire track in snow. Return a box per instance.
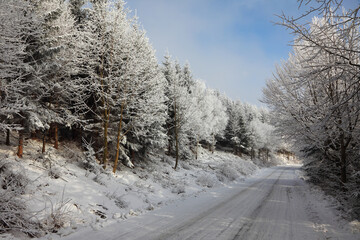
[153,168,280,240]
[231,168,286,240]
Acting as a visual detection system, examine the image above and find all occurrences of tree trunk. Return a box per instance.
[17,130,23,158]
[167,123,172,156]
[266,149,269,162]
[113,109,124,174]
[42,131,46,153]
[6,129,10,146]
[174,102,179,170]
[174,125,179,169]
[131,148,135,162]
[340,134,347,183]
[195,137,199,160]
[103,116,109,169]
[211,134,215,154]
[31,131,36,140]
[54,123,58,149]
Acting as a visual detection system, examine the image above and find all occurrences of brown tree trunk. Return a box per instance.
[17,130,23,158]
[6,129,10,146]
[42,131,46,153]
[131,149,135,161]
[54,123,58,149]
[31,131,37,140]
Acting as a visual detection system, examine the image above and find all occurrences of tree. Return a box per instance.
[264,13,360,183]
[33,0,83,151]
[69,0,87,25]
[222,100,250,155]
[163,55,197,169]
[79,0,130,168]
[77,0,167,172]
[0,0,33,141]
[111,18,167,173]
[248,118,276,162]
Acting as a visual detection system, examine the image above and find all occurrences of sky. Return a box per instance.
[124,0,358,106]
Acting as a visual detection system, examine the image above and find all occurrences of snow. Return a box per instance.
[56,166,360,240]
[1,138,358,239]
[0,138,258,239]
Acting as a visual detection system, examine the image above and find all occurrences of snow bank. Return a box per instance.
[0,141,259,239]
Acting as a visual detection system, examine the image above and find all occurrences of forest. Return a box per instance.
[0,0,280,171]
[0,0,282,236]
[1,0,359,238]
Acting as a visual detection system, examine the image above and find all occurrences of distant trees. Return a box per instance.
[162,55,198,169]
[223,100,250,155]
[190,81,228,158]
[0,0,280,173]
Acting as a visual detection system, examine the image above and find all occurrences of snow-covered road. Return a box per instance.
[64,165,359,240]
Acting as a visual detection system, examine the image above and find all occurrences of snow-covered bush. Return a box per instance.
[41,194,72,233]
[0,158,40,237]
[81,138,103,175]
[181,162,191,170]
[217,163,239,181]
[171,185,186,194]
[48,166,62,179]
[348,171,360,219]
[0,158,28,193]
[196,174,217,188]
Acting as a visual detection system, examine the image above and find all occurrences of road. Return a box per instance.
[65,166,359,240]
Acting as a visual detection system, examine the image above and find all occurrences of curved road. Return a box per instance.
[65,166,359,240]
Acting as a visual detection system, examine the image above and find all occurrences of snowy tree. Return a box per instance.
[163,55,197,169]
[78,0,131,168]
[264,14,360,183]
[0,0,35,143]
[222,100,251,156]
[248,118,276,162]
[111,18,167,173]
[0,0,50,156]
[32,0,84,151]
[191,83,227,155]
[76,0,167,171]
[69,0,88,25]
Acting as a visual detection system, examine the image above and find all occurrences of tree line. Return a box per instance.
[0,0,279,173]
[263,0,360,218]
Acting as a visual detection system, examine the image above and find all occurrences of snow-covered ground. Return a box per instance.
[1,139,358,240]
[0,139,260,239]
[50,166,360,240]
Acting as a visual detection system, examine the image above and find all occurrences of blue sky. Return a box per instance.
[124,0,358,106]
